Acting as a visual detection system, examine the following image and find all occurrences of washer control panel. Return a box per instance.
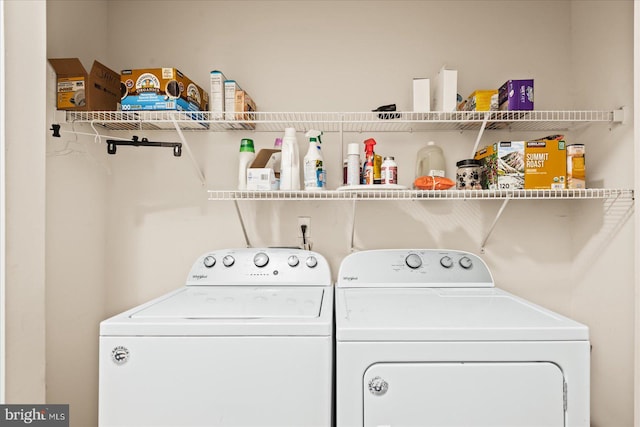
[187,248,330,286]
[338,249,493,288]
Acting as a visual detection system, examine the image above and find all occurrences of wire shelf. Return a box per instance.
[208,188,634,201]
[66,110,619,133]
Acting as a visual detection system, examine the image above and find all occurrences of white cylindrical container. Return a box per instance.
[381,156,398,184]
[346,143,361,186]
[237,138,255,190]
[279,128,301,190]
[416,141,446,178]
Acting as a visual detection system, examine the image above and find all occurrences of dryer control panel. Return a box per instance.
[187,248,331,286]
[337,249,493,288]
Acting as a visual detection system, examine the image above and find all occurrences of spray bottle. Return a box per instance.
[362,138,376,185]
[303,129,325,190]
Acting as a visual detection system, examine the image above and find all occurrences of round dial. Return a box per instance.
[405,253,422,269]
[254,252,269,268]
[288,255,299,267]
[222,255,235,267]
[459,256,473,269]
[203,255,216,268]
[305,256,318,268]
[440,256,453,268]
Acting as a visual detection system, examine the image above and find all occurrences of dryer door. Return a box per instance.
[364,362,565,427]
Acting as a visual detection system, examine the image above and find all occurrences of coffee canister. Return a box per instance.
[456,159,482,190]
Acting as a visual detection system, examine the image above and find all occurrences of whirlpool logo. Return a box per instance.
[0,405,68,426]
[342,276,359,281]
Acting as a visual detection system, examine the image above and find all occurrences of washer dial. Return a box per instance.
[288,255,299,267]
[203,255,216,268]
[305,256,318,268]
[405,253,422,269]
[254,252,269,268]
[440,256,453,268]
[222,255,235,267]
[459,256,473,269]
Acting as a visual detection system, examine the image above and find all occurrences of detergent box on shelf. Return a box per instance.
[120,67,209,112]
[49,58,120,111]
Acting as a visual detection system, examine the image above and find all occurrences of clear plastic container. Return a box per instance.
[416,141,446,179]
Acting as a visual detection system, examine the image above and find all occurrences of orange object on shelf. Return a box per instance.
[414,175,455,190]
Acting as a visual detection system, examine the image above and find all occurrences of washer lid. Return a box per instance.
[101,286,333,337]
[335,287,589,341]
[132,287,324,319]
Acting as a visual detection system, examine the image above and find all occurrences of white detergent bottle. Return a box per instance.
[304,130,325,190]
[279,128,301,190]
[416,140,446,179]
[237,138,255,190]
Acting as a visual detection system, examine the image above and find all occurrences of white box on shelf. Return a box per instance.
[433,66,458,112]
[210,70,228,119]
[413,78,430,112]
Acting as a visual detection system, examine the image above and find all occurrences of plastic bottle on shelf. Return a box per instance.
[416,140,446,179]
[362,138,377,185]
[303,136,325,190]
[381,156,398,185]
[346,143,361,186]
[279,128,301,190]
[237,138,255,190]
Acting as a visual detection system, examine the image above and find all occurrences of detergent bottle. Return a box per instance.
[279,128,300,190]
[237,138,255,190]
[303,129,325,190]
[362,138,376,185]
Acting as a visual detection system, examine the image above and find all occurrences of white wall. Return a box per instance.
[41,1,635,426]
[4,0,47,404]
[45,1,109,425]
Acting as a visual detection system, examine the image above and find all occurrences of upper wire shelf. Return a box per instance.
[66,110,621,133]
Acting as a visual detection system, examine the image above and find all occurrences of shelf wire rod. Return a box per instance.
[480,196,511,253]
[233,200,252,248]
[171,117,206,186]
[470,112,490,158]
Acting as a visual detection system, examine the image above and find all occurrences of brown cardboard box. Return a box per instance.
[121,67,209,111]
[49,58,120,111]
[247,149,281,190]
[524,135,567,189]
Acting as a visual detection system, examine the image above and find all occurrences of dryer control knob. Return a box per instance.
[368,376,389,396]
[287,255,299,267]
[222,255,235,267]
[405,253,422,269]
[254,252,269,268]
[440,256,453,268]
[203,255,216,268]
[305,256,318,268]
[459,256,473,269]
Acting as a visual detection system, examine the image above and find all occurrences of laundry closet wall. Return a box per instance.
[42,1,634,426]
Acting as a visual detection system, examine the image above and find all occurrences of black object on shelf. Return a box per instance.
[372,103,401,120]
[106,136,182,157]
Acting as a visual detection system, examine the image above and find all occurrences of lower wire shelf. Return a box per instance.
[207,188,634,201]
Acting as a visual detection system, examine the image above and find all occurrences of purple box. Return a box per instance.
[499,79,534,110]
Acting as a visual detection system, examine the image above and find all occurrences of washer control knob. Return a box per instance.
[222,255,235,267]
[203,256,216,268]
[368,376,389,396]
[440,256,453,268]
[459,256,473,269]
[405,253,422,269]
[305,256,318,268]
[254,252,269,268]
[288,255,299,267]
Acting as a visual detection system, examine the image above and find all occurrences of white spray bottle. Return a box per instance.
[279,128,301,190]
[303,129,325,190]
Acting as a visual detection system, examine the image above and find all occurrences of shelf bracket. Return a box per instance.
[470,112,490,158]
[480,196,511,253]
[234,200,252,248]
[171,117,206,186]
[349,199,357,252]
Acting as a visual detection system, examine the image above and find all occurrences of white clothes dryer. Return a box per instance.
[99,248,333,427]
[335,249,590,427]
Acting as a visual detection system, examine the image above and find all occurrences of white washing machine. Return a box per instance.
[335,249,590,427]
[99,248,333,427]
